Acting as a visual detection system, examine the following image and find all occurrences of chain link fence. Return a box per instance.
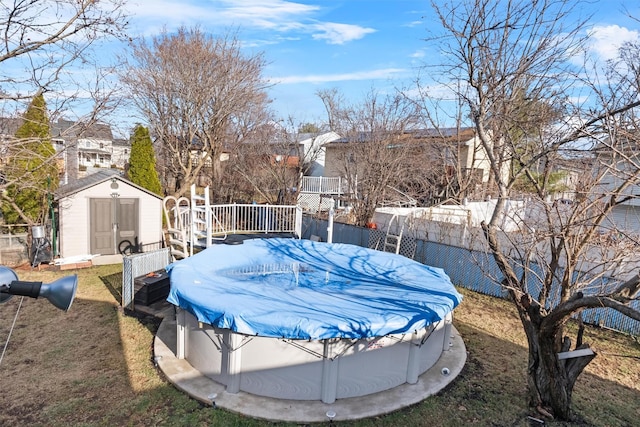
[301,215,640,335]
[0,225,30,267]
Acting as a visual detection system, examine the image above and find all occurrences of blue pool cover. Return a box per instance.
[166,238,462,340]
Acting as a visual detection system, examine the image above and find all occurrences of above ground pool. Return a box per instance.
[166,238,462,404]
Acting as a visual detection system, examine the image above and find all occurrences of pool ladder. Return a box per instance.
[380,214,404,254]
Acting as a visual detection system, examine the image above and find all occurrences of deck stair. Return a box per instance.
[165,187,300,255]
[190,185,228,255]
[190,184,212,253]
[162,195,190,261]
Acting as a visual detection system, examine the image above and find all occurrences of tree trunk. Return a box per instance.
[523,320,596,420]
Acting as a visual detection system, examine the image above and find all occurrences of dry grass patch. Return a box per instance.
[0,266,638,426]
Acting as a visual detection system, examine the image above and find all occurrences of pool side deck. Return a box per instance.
[153,309,467,423]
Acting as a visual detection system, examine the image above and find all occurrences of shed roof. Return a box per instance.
[54,169,162,201]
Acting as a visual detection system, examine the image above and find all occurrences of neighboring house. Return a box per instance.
[0,117,23,177]
[51,119,131,183]
[1,116,132,188]
[154,135,218,192]
[54,169,163,258]
[0,117,22,141]
[298,131,341,177]
[544,155,587,201]
[0,116,74,184]
[112,138,131,169]
[593,137,640,236]
[296,132,348,212]
[441,128,495,185]
[323,127,486,177]
[322,127,497,203]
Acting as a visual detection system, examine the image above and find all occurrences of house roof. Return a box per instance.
[329,127,476,145]
[406,127,475,139]
[0,117,23,136]
[593,134,640,156]
[51,119,114,140]
[54,169,162,200]
[112,138,130,147]
[298,131,341,146]
[1,117,118,142]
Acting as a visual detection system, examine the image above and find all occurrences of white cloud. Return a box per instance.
[588,25,640,61]
[124,1,375,45]
[270,68,406,84]
[122,0,318,36]
[124,0,216,27]
[220,0,320,21]
[242,36,301,48]
[402,82,459,102]
[126,0,318,24]
[405,20,423,28]
[311,22,376,44]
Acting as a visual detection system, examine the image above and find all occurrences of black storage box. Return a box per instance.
[134,269,170,306]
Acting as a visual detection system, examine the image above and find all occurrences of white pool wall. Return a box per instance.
[176,309,452,404]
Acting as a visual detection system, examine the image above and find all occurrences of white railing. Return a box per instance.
[205,203,302,237]
[300,176,345,194]
[165,186,303,255]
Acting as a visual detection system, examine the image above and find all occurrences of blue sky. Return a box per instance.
[119,0,640,126]
[119,0,434,125]
[113,0,640,128]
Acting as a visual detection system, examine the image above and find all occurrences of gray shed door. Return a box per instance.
[90,198,139,255]
[117,198,139,250]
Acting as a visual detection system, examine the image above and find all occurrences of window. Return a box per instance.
[100,143,104,149]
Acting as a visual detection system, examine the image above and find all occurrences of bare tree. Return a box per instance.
[1,0,127,102]
[408,77,561,202]
[0,0,127,223]
[430,0,640,420]
[323,83,492,217]
[120,27,273,198]
[214,121,301,205]
[318,88,424,225]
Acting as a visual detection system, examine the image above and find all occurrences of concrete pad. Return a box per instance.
[154,311,467,423]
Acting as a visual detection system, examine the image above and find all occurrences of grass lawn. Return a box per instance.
[0,264,638,426]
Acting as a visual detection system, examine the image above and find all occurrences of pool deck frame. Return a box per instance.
[154,308,467,423]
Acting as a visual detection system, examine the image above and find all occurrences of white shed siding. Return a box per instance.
[58,191,91,257]
[58,178,162,258]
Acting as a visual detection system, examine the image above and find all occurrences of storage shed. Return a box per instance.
[54,169,163,258]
